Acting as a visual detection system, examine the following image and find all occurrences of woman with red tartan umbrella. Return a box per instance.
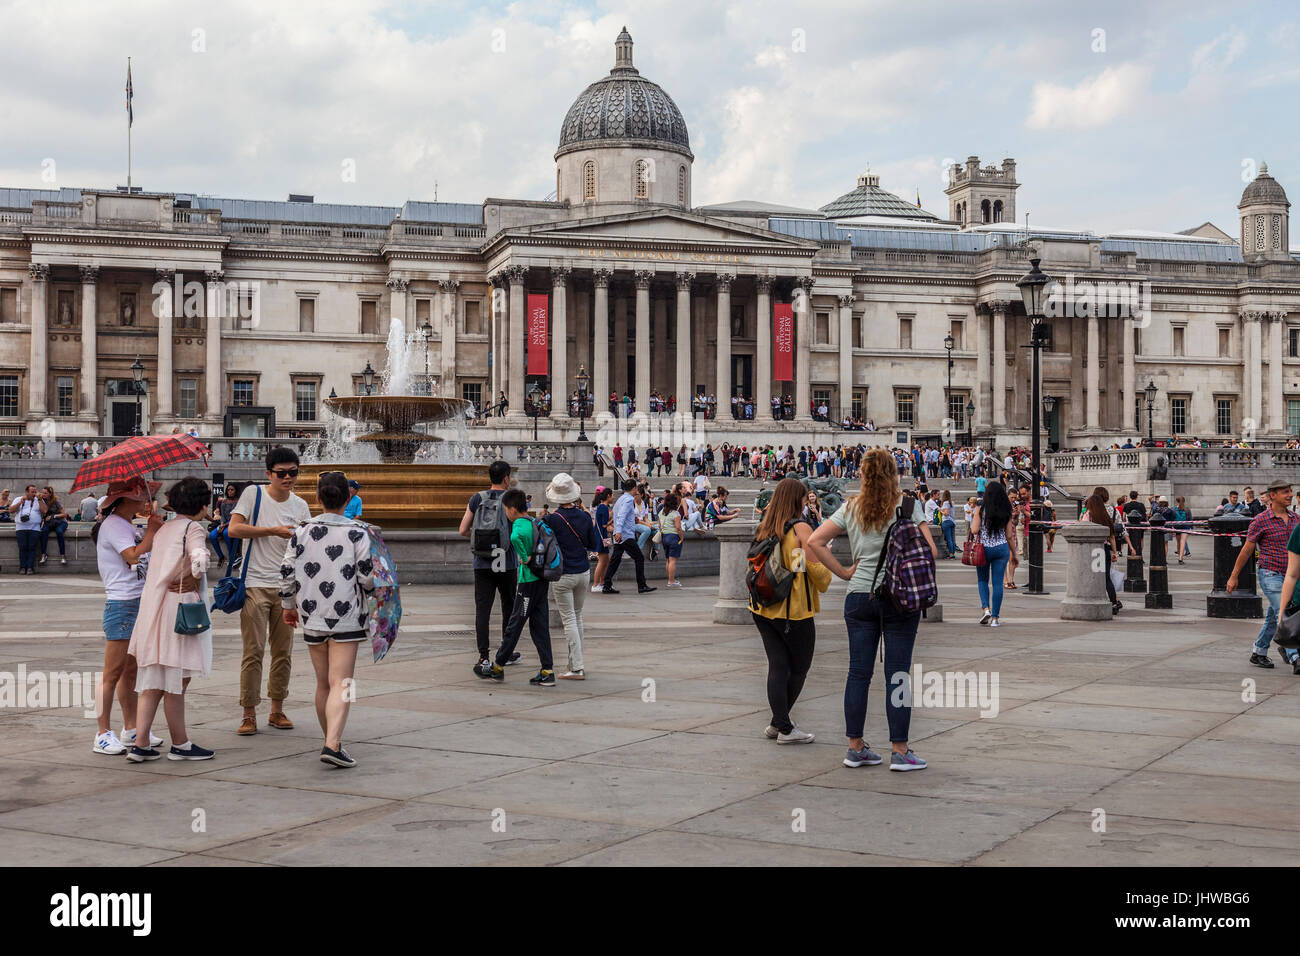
[70,433,211,495]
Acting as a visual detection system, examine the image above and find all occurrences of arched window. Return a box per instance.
[981,199,991,223]
[678,165,687,206]
[583,161,596,201]
[635,160,650,200]
[993,200,1003,223]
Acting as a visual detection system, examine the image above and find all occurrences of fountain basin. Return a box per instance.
[296,464,485,528]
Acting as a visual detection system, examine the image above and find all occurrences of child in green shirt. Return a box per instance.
[475,489,554,685]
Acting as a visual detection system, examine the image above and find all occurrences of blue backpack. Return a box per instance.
[211,485,260,614]
[526,518,563,581]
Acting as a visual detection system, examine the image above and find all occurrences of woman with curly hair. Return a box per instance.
[806,448,937,772]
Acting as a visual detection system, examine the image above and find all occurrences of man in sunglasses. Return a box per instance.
[228,447,311,735]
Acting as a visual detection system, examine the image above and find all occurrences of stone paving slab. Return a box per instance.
[0,826,182,867]
[373,716,664,761]
[559,829,942,867]
[1145,737,1300,783]
[1072,770,1300,830]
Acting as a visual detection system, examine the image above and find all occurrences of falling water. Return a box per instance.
[382,317,412,396]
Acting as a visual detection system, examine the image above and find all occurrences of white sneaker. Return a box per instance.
[121,727,164,748]
[667,581,683,588]
[591,585,603,593]
[93,730,125,755]
[990,617,1001,628]
[777,726,815,744]
[978,609,992,625]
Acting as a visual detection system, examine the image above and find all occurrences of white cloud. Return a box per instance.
[1191,29,1247,73]
[1024,64,1151,130]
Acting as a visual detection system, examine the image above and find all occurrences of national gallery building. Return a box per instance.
[1,28,1297,448]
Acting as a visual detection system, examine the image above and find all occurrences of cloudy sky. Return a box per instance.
[1,0,1295,234]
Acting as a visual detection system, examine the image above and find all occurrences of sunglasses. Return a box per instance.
[270,468,300,479]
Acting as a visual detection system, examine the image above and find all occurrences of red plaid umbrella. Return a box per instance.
[70,433,210,492]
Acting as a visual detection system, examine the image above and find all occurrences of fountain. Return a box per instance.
[296,318,487,528]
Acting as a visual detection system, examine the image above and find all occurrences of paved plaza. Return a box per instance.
[1,543,1298,867]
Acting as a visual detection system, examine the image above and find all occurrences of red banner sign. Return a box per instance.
[773,303,794,382]
[526,293,549,375]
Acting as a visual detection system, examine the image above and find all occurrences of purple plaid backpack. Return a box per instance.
[870,505,938,614]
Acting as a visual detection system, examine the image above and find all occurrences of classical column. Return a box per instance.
[1249,311,1264,428]
[488,277,500,405]
[837,294,853,417]
[505,265,527,419]
[757,275,773,420]
[675,271,694,414]
[549,268,569,416]
[653,288,669,396]
[592,270,611,415]
[155,268,175,419]
[79,265,99,422]
[991,300,1007,429]
[1241,311,1255,431]
[613,290,628,398]
[438,279,460,398]
[204,270,224,423]
[976,306,990,433]
[27,263,49,419]
[716,274,734,413]
[633,270,652,417]
[386,276,409,333]
[1086,314,1100,431]
[1269,311,1284,433]
[1122,316,1136,437]
[794,276,815,421]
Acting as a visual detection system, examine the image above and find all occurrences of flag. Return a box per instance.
[126,60,133,127]
[916,189,922,208]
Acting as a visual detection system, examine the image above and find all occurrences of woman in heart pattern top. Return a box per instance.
[279,471,376,769]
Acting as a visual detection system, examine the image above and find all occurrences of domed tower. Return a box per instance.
[1238,162,1290,262]
[555,27,693,207]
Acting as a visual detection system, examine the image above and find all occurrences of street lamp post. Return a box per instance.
[966,399,975,448]
[575,364,590,443]
[1144,380,1158,444]
[943,332,954,442]
[362,360,376,396]
[1017,257,1051,595]
[130,355,145,436]
[420,320,434,396]
[1042,394,1057,453]
[528,381,542,443]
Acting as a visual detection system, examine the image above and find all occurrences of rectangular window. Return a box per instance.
[1135,396,1142,432]
[295,381,317,422]
[232,380,254,407]
[815,312,830,345]
[1173,326,1185,357]
[949,318,965,351]
[852,388,866,421]
[462,382,483,412]
[0,375,17,416]
[1218,328,1231,358]
[56,376,74,417]
[899,316,913,350]
[179,379,197,419]
[0,288,16,323]
[1134,328,1142,356]
[948,392,967,431]
[896,391,915,426]
[731,304,745,338]
[1290,399,1300,436]
[465,300,483,335]
[1290,328,1300,359]
[1216,398,1232,435]
[1171,397,1187,435]
[360,299,378,335]
[852,314,862,349]
[813,388,831,418]
[415,298,431,327]
[1038,320,1055,352]
[298,298,315,334]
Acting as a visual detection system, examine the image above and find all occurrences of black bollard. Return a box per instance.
[1144,516,1173,609]
[1206,513,1263,618]
[1124,517,1147,593]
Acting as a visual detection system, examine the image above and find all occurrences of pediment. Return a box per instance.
[518,210,817,250]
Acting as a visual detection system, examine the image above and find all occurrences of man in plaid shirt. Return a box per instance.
[1227,479,1299,669]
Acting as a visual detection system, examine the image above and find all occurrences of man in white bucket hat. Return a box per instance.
[541,473,601,679]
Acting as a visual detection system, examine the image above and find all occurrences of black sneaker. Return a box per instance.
[1250,653,1275,669]
[167,743,214,761]
[638,586,657,594]
[529,670,556,687]
[474,660,504,680]
[127,746,161,763]
[1292,658,1300,676]
[601,586,619,594]
[320,746,357,768]
[504,652,522,666]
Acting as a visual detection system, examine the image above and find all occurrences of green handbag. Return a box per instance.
[173,521,212,636]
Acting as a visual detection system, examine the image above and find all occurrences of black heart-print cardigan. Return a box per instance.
[278,513,377,636]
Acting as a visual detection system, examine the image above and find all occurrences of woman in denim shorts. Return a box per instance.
[92,479,164,756]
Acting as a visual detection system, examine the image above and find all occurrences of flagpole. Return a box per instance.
[127,56,132,191]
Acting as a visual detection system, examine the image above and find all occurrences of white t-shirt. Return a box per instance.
[694,475,709,494]
[233,484,311,588]
[13,497,42,529]
[97,514,146,601]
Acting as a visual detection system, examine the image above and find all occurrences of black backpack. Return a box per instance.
[470,490,512,561]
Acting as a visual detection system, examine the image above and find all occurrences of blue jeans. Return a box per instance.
[209,524,239,562]
[843,591,920,743]
[1256,568,1296,662]
[634,524,653,550]
[15,529,40,571]
[41,520,68,556]
[942,518,957,557]
[976,541,1011,616]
